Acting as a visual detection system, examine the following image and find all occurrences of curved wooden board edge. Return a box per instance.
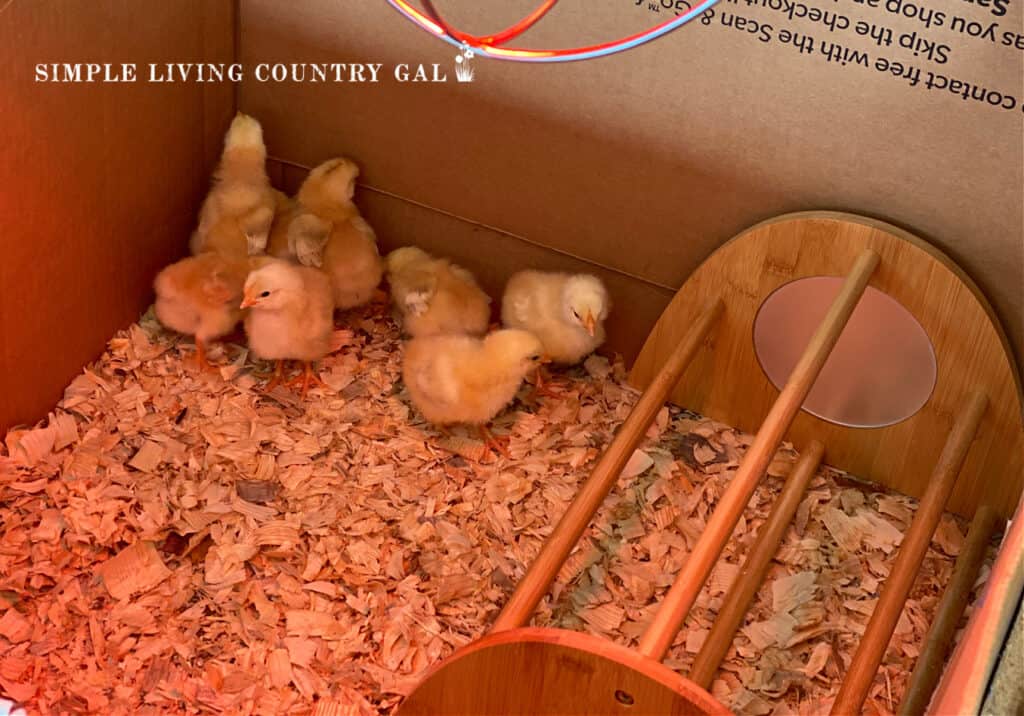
[629,211,1023,519]
[395,626,732,716]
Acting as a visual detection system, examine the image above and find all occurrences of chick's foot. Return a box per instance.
[287,361,328,399]
[530,366,563,399]
[476,425,511,460]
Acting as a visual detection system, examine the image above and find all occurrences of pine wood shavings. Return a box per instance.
[621,449,654,478]
[0,674,36,702]
[876,496,912,526]
[433,574,477,605]
[0,302,995,715]
[436,435,489,463]
[743,613,798,650]
[579,603,625,634]
[772,572,818,614]
[823,503,864,553]
[933,515,964,556]
[804,642,832,677]
[233,495,279,521]
[4,424,56,466]
[50,412,80,451]
[268,647,294,689]
[859,512,905,554]
[286,610,345,639]
[686,628,709,653]
[5,478,47,494]
[99,541,172,601]
[128,439,165,472]
[709,561,741,596]
[0,608,31,643]
[236,479,279,504]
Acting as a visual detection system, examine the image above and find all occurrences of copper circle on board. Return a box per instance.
[753,277,937,428]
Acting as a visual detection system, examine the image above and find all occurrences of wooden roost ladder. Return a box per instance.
[397,213,1021,716]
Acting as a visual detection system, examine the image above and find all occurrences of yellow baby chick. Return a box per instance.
[385,246,491,337]
[403,329,546,455]
[266,189,331,268]
[241,259,335,397]
[501,271,610,363]
[296,157,384,310]
[154,252,250,369]
[190,113,276,259]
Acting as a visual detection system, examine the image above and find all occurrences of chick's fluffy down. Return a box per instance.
[297,158,384,310]
[154,253,248,343]
[502,271,609,364]
[322,217,384,309]
[265,189,298,259]
[403,329,543,427]
[386,246,491,337]
[266,190,331,269]
[242,260,335,362]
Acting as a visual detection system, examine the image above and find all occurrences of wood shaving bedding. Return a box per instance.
[0,302,997,715]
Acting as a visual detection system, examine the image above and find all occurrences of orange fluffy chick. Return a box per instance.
[190,113,276,259]
[385,246,491,337]
[153,252,250,368]
[241,259,335,397]
[295,158,384,310]
[402,329,545,452]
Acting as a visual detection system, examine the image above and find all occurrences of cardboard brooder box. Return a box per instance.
[0,1,1021,713]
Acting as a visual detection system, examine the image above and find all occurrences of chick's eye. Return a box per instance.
[259,290,271,298]
[529,354,540,361]
[572,310,580,319]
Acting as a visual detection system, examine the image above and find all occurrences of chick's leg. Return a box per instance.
[476,424,511,460]
[263,360,286,392]
[530,366,562,399]
[288,361,328,399]
[193,340,210,371]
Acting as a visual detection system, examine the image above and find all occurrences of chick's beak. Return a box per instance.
[540,354,552,364]
[583,311,597,337]
[240,293,257,309]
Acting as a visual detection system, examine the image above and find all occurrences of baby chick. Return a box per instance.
[241,259,335,397]
[502,271,610,395]
[153,252,250,369]
[402,329,545,454]
[385,246,491,337]
[190,113,276,259]
[502,270,610,361]
[296,157,384,310]
[266,189,331,268]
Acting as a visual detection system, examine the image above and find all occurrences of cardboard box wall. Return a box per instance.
[0,1,235,435]
[239,0,1023,371]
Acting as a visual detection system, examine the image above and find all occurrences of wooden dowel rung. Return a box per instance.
[637,249,880,662]
[830,391,988,716]
[689,440,825,689]
[491,298,725,633]
[897,504,1001,716]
